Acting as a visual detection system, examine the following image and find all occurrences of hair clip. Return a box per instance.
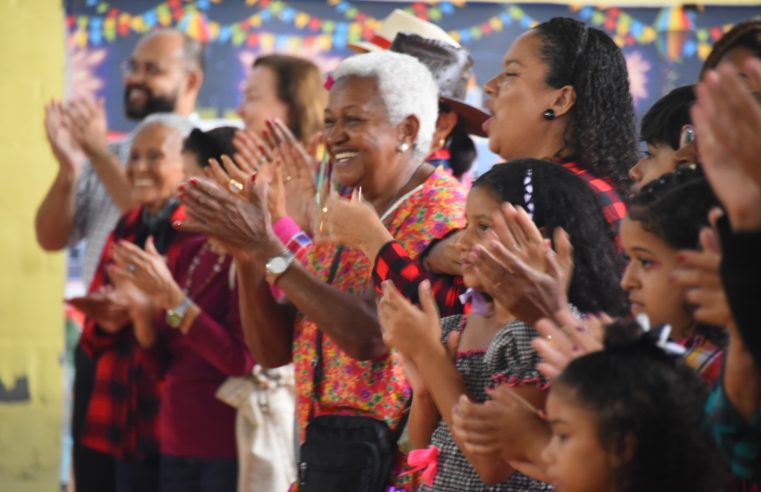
[324,74,335,90]
[634,314,686,357]
[523,169,535,218]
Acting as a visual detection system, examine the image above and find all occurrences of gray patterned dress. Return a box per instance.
[419,315,553,492]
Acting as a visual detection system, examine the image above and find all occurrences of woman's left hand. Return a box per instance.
[322,188,393,257]
[111,236,184,310]
[378,279,441,358]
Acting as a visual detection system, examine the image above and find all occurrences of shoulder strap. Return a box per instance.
[311,246,345,410]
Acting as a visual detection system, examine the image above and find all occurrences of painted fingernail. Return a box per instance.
[251,173,257,182]
[676,253,686,262]
[189,177,199,185]
[575,326,585,333]
[178,184,186,191]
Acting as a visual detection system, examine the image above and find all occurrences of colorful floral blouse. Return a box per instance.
[292,168,466,489]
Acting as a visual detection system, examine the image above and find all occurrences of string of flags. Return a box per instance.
[70,0,756,61]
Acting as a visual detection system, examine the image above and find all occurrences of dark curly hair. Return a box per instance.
[473,159,627,315]
[534,17,638,194]
[627,167,727,346]
[640,85,695,150]
[628,167,718,251]
[701,19,761,76]
[181,126,237,169]
[555,320,727,492]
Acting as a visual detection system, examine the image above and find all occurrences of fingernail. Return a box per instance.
[189,177,199,185]
[178,184,186,191]
[262,129,269,138]
[258,145,267,154]
[251,173,257,182]
[676,253,686,262]
[575,326,585,333]
[172,221,182,229]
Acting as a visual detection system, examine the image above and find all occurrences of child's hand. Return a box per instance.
[671,217,734,328]
[470,224,573,326]
[532,309,606,380]
[378,280,441,359]
[452,387,550,462]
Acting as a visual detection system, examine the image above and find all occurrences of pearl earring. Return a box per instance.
[397,142,410,152]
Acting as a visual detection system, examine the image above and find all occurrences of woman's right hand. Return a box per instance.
[177,176,284,266]
[424,231,464,276]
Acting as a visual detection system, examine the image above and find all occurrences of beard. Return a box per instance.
[124,83,179,120]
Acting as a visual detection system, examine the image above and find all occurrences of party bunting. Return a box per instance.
[67,0,757,62]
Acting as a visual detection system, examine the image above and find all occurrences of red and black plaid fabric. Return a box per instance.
[79,204,193,459]
[372,239,468,317]
[561,161,626,235]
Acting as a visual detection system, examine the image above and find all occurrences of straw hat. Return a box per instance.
[390,33,489,137]
[348,9,460,53]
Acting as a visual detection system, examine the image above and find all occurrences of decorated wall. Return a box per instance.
[66,0,761,136]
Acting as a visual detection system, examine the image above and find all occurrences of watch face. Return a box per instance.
[166,311,183,328]
[268,257,288,274]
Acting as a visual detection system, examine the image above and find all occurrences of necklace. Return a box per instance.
[378,161,428,223]
[182,240,227,299]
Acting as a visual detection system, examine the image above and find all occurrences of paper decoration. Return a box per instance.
[66,1,758,62]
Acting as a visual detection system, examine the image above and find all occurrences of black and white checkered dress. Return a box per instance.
[419,315,553,492]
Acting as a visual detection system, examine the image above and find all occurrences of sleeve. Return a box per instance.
[372,241,466,317]
[485,321,548,390]
[69,161,95,246]
[272,215,313,264]
[717,216,761,369]
[705,379,761,482]
[439,314,464,346]
[183,281,255,377]
[139,333,172,380]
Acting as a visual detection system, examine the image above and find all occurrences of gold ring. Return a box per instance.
[285,175,294,183]
[322,206,329,214]
[228,179,244,193]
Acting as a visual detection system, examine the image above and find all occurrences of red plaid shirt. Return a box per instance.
[561,161,626,235]
[79,204,197,459]
[372,237,469,317]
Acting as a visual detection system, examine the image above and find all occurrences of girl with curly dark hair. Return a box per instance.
[482,17,637,229]
[622,168,727,385]
[543,320,727,492]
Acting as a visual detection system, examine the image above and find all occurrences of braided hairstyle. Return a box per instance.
[701,19,761,75]
[555,320,727,492]
[473,158,627,315]
[534,17,638,194]
[627,167,726,346]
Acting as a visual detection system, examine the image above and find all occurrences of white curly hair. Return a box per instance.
[332,50,439,161]
[133,112,194,141]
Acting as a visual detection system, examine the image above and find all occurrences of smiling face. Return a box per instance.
[236,65,290,135]
[323,76,405,190]
[456,186,502,290]
[482,31,561,159]
[123,32,189,120]
[628,143,678,193]
[127,123,186,214]
[619,217,692,337]
[542,387,618,492]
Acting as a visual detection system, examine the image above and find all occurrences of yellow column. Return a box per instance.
[0,0,66,490]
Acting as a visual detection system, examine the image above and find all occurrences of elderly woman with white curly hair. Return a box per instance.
[177,50,466,491]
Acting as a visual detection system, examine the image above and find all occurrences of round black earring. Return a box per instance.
[543,109,556,120]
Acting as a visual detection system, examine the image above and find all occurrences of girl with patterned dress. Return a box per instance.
[376,158,626,491]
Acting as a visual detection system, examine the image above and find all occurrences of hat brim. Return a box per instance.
[440,96,490,138]
[347,41,382,53]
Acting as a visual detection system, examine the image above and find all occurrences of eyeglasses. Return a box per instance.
[120,59,181,78]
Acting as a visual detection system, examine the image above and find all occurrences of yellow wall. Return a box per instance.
[0,0,66,490]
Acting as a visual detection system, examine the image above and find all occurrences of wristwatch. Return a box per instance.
[265,250,296,284]
[166,297,193,328]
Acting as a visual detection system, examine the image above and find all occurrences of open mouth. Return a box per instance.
[132,177,155,188]
[332,151,359,166]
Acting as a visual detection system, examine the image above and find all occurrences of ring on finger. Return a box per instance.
[228,178,244,193]
[285,175,294,182]
[127,263,137,273]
